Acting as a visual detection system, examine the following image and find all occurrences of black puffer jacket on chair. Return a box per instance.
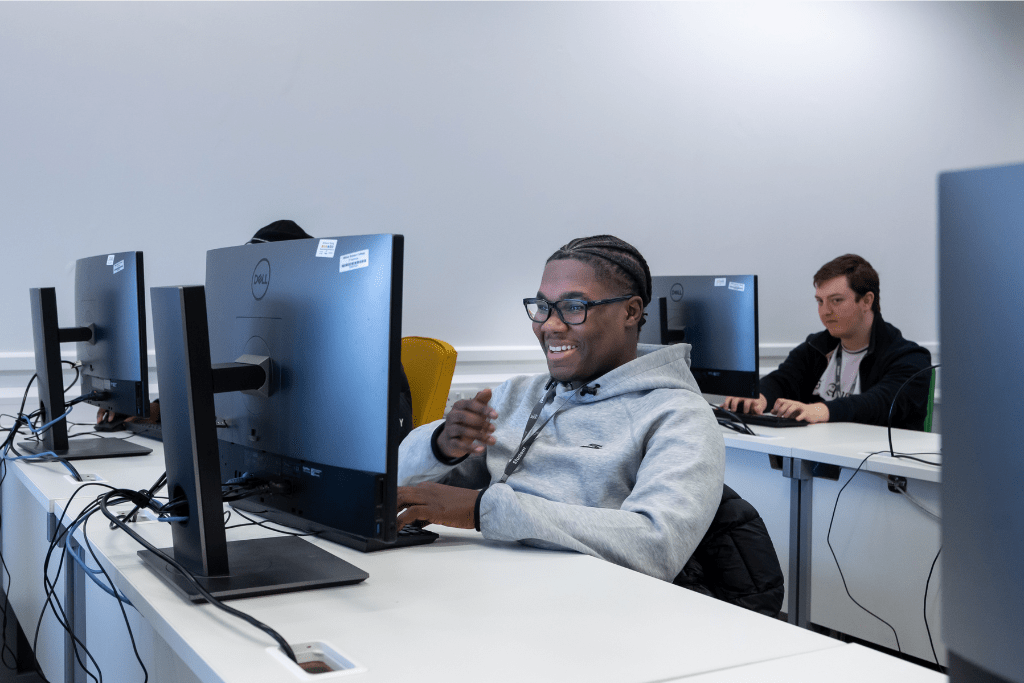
[673,484,785,617]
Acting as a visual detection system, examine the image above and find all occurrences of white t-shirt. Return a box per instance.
[813,344,868,401]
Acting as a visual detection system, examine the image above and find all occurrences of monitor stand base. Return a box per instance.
[138,536,368,603]
[18,438,152,461]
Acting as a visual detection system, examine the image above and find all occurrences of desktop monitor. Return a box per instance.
[638,275,759,398]
[939,162,1024,683]
[20,252,152,460]
[141,234,404,601]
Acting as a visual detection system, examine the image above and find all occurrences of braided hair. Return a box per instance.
[546,235,652,332]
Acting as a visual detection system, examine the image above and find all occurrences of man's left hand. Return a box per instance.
[396,482,480,530]
[771,399,830,424]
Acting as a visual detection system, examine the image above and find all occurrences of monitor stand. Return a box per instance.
[23,287,152,461]
[17,438,152,460]
[138,536,368,603]
[147,285,369,603]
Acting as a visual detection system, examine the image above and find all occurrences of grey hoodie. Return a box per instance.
[398,343,726,582]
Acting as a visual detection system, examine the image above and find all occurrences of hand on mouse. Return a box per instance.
[396,482,481,530]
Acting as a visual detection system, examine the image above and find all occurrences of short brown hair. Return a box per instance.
[813,254,880,313]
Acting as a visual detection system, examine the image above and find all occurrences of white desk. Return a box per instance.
[677,643,947,683]
[1,436,166,683]
[721,423,943,665]
[6,432,944,683]
[69,516,845,683]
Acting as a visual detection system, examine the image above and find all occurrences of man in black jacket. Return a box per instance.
[722,254,932,430]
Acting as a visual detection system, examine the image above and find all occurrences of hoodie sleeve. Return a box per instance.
[477,395,726,583]
[397,378,515,486]
[396,418,456,485]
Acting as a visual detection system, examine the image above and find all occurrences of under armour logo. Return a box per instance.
[580,444,603,449]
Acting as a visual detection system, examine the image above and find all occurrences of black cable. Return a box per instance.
[863,449,942,466]
[890,453,942,466]
[97,490,298,664]
[42,483,131,680]
[44,507,106,683]
[826,451,902,652]
[16,373,37,425]
[80,511,149,682]
[710,404,756,435]
[38,484,116,683]
[61,361,81,395]
[887,363,941,458]
[1,373,84,671]
[0,545,17,670]
[110,472,167,529]
[924,545,942,667]
[227,508,319,538]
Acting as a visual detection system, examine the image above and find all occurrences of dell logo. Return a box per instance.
[252,259,271,300]
[670,283,684,302]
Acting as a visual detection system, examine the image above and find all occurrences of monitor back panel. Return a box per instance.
[639,275,758,396]
[75,251,149,416]
[205,235,401,475]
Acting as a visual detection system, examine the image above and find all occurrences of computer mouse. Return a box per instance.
[95,415,127,432]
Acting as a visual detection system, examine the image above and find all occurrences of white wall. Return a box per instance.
[2,2,1022,375]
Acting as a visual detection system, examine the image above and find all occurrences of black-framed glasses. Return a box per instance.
[522,296,633,325]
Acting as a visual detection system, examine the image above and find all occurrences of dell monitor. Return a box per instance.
[141,234,405,601]
[638,275,759,398]
[20,252,152,460]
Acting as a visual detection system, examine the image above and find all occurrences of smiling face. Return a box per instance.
[815,275,875,347]
[533,259,642,384]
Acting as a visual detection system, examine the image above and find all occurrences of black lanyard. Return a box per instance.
[499,380,577,484]
[833,344,867,397]
[833,344,843,391]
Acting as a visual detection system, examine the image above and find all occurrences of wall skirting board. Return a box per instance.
[0,343,941,411]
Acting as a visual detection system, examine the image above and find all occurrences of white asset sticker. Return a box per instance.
[316,239,337,258]
[113,260,125,275]
[728,281,745,292]
[339,249,369,274]
[715,278,727,287]
[106,255,115,266]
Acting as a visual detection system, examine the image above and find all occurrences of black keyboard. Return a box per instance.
[727,412,808,429]
[330,524,440,553]
[713,407,808,429]
[125,421,163,441]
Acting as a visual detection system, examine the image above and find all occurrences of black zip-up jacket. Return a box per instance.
[673,484,784,617]
[760,313,932,430]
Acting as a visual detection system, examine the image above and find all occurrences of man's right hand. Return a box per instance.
[720,393,768,415]
[437,388,498,460]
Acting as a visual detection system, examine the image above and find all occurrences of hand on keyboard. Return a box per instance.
[770,399,829,424]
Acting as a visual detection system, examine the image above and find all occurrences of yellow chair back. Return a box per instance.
[401,336,458,428]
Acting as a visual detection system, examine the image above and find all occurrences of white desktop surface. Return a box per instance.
[724,422,935,461]
[675,643,946,683]
[7,433,166,513]
[792,430,941,482]
[66,506,845,683]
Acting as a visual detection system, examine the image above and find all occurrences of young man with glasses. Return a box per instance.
[397,235,725,583]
